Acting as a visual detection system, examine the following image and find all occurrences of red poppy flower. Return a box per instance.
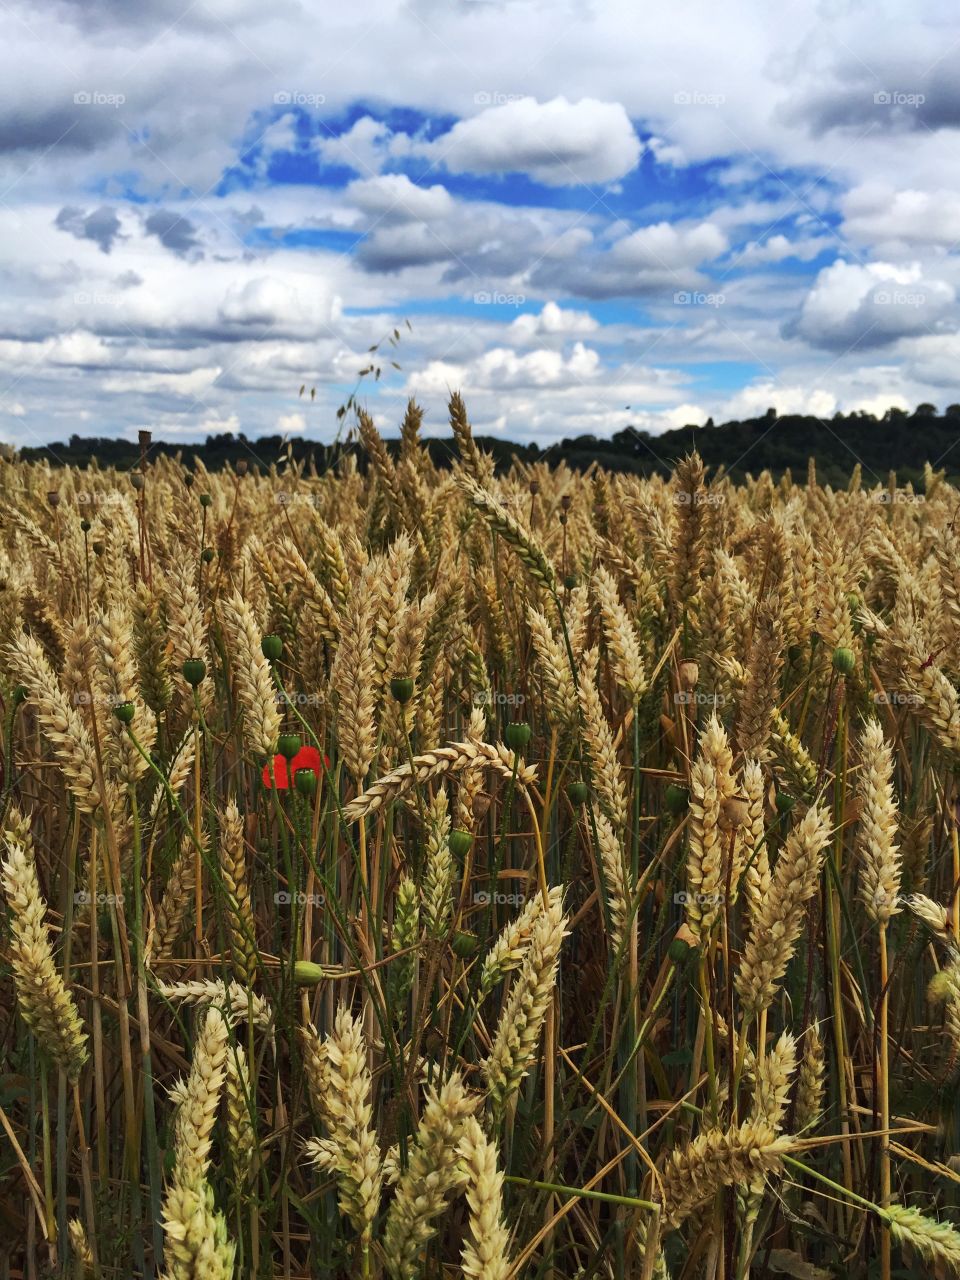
[262,745,329,789]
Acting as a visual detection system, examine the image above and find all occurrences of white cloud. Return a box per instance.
[722,381,838,419]
[842,183,960,249]
[788,259,956,350]
[314,117,411,176]
[611,221,728,269]
[735,233,831,265]
[510,302,598,340]
[346,174,454,222]
[277,411,306,432]
[435,96,641,186]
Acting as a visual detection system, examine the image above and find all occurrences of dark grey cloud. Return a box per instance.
[144,209,203,257]
[781,59,960,137]
[0,104,120,156]
[55,204,123,253]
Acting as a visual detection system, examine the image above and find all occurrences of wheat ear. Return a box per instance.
[735,803,832,1016]
[1,817,88,1080]
[457,1115,512,1280]
[383,1071,479,1280]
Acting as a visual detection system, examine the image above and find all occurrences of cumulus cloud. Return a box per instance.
[531,219,727,298]
[611,221,728,269]
[510,302,598,341]
[434,96,641,186]
[842,184,960,249]
[314,117,412,175]
[734,233,831,265]
[346,174,455,222]
[787,260,956,351]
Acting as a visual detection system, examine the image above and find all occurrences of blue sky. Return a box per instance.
[1,0,959,448]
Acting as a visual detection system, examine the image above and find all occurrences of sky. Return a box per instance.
[2,0,960,450]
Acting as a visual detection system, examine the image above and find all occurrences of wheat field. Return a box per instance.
[2,397,960,1278]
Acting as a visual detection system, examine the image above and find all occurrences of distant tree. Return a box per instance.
[947,404,960,419]
[915,403,937,417]
[704,416,715,428]
[765,407,777,420]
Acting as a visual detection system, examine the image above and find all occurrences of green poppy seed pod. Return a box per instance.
[563,573,578,590]
[181,658,206,687]
[505,721,531,751]
[113,700,135,726]
[138,429,152,448]
[80,518,91,533]
[668,935,695,965]
[567,781,589,806]
[449,829,473,858]
[47,490,60,508]
[261,634,283,661]
[665,783,689,816]
[199,493,212,508]
[278,733,301,760]
[451,930,479,958]
[11,685,27,707]
[294,961,325,987]
[235,459,248,477]
[295,768,318,797]
[775,791,796,815]
[201,547,215,564]
[130,472,144,491]
[390,676,415,704]
[832,646,856,675]
[184,472,194,488]
[92,540,105,556]
[787,643,804,665]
